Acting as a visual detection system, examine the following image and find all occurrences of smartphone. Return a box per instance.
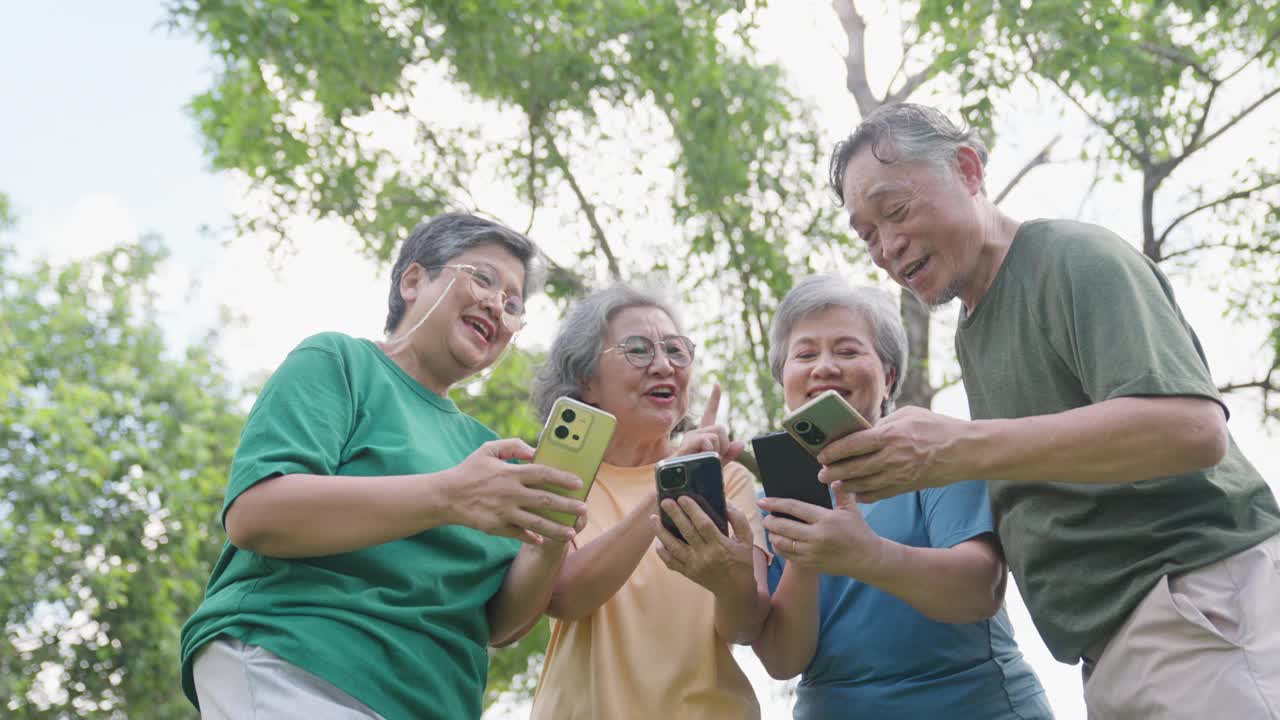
[751,431,830,522]
[781,389,871,458]
[655,451,728,542]
[532,397,617,526]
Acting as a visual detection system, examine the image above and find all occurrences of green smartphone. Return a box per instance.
[781,389,871,458]
[532,397,617,526]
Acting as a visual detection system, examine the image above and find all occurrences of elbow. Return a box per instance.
[755,650,804,681]
[1187,407,1228,468]
[224,498,264,553]
[1179,402,1229,472]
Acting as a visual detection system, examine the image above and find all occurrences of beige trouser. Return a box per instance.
[1082,532,1280,720]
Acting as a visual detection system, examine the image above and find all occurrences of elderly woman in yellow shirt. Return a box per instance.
[528,283,770,720]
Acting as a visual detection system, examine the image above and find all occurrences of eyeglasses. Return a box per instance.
[604,335,696,369]
[428,264,525,332]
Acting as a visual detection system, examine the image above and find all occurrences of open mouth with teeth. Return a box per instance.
[645,386,676,400]
[902,257,929,283]
[808,387,852,400]
[463,316,494,343]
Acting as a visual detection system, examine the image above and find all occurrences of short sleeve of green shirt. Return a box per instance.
[222,343,354,520]
[1038,223,1225,413]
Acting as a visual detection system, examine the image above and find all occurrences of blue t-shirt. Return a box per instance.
[764,481,1052,719]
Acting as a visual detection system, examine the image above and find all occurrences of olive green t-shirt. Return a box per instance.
[956,219,1280,664]
[179,332,519,720]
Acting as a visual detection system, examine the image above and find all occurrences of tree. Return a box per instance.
[1,233,246,719]
[165,0,851,432]
[917,0,1280,420]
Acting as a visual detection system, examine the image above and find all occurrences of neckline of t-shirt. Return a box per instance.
[959,218,1045,329]
[358,337,460,413]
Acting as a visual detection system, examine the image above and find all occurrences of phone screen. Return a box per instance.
[751,431,830,522]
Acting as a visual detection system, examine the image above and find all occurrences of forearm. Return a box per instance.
[964,396,1227,486]
[752,563,820,680]
[225,471,456,558]
[547,500,655,621]
[488,541,571,646]
[857,536,1003,624]
[712,549,770,645]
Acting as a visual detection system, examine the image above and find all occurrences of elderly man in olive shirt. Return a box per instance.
[821,102,1280,720]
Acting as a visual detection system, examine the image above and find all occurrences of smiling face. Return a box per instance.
[841,146,989,308]
[581,305,691,440]
[393,243,526,388]
[780,305,895,424]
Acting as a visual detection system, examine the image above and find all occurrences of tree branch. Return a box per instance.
[1187,85,1280,156]
[1158,238,1280,263]
[993,135,1059,205]
[1138,41,1213,80]
[885,65,937,106]
[1221,28,1280,84]
[1039,68,1148,166]
[1218,376,1277,395]
[544,138,623,280]
[1157,176,1280,249]
[833,0,880,115]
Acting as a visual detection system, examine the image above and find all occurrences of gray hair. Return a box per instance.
[768,275,908,417]
[384,213,540,334]
[532,283,694,432]
[828,102,990,203]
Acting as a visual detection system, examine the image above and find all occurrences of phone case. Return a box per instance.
[655,451,728,541]
[751,431,830,522]
[781,389,871,458]
[532,397,617,526]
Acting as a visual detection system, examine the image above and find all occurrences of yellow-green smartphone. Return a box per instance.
[781,389,871,458]
[532,397,617,526]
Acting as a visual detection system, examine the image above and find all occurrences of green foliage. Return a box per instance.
[452,347,546,443]
[0,238,245,718]
[167,0,852,432]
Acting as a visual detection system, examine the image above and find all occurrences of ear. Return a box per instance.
[580,375,600,405]
[399,262,426,305]
[882,365,898,405]
[954,146,986,196]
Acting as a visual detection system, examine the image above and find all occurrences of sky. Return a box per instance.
[3,3,1277,719]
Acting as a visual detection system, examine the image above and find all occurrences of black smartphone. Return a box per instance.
[751,430,830,522]
[655,451,728,542]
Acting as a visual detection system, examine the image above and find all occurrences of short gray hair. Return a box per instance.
[768,275,908,417]
[384,213,540,334]
[828,102,990,203]
[532,283,693,431]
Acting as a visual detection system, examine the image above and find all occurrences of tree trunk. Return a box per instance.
[897,289,935,408]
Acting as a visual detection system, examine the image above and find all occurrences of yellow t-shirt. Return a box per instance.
[530,460,766,720]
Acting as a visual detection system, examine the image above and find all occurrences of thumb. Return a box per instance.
[483,438,536,462]
[726,503,755,543]
[832,480,857,510]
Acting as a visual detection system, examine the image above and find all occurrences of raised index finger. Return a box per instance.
[700,383,722,428]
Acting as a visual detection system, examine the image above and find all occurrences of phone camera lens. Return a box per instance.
[808,429,826,445]
[659,467,686,491]
[794,420,812,434]
[554,425,570,439]
[561,408,577,423]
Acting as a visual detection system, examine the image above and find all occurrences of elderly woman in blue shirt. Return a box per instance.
[752,275,1053,719]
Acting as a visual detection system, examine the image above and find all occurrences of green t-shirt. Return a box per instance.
[956,219,1280,664]
[179,332,520,720]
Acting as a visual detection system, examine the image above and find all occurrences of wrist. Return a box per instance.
[424,466,463,526]
[956,419,1000,483]
[849,535,899,583]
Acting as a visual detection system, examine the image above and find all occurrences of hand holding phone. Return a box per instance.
[781,390,871,458]
[655,451,728,542]
[532,397,617,526]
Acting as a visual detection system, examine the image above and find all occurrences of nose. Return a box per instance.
[647,348,676,376]
[810,351,841,378]
[880,230,909,263]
